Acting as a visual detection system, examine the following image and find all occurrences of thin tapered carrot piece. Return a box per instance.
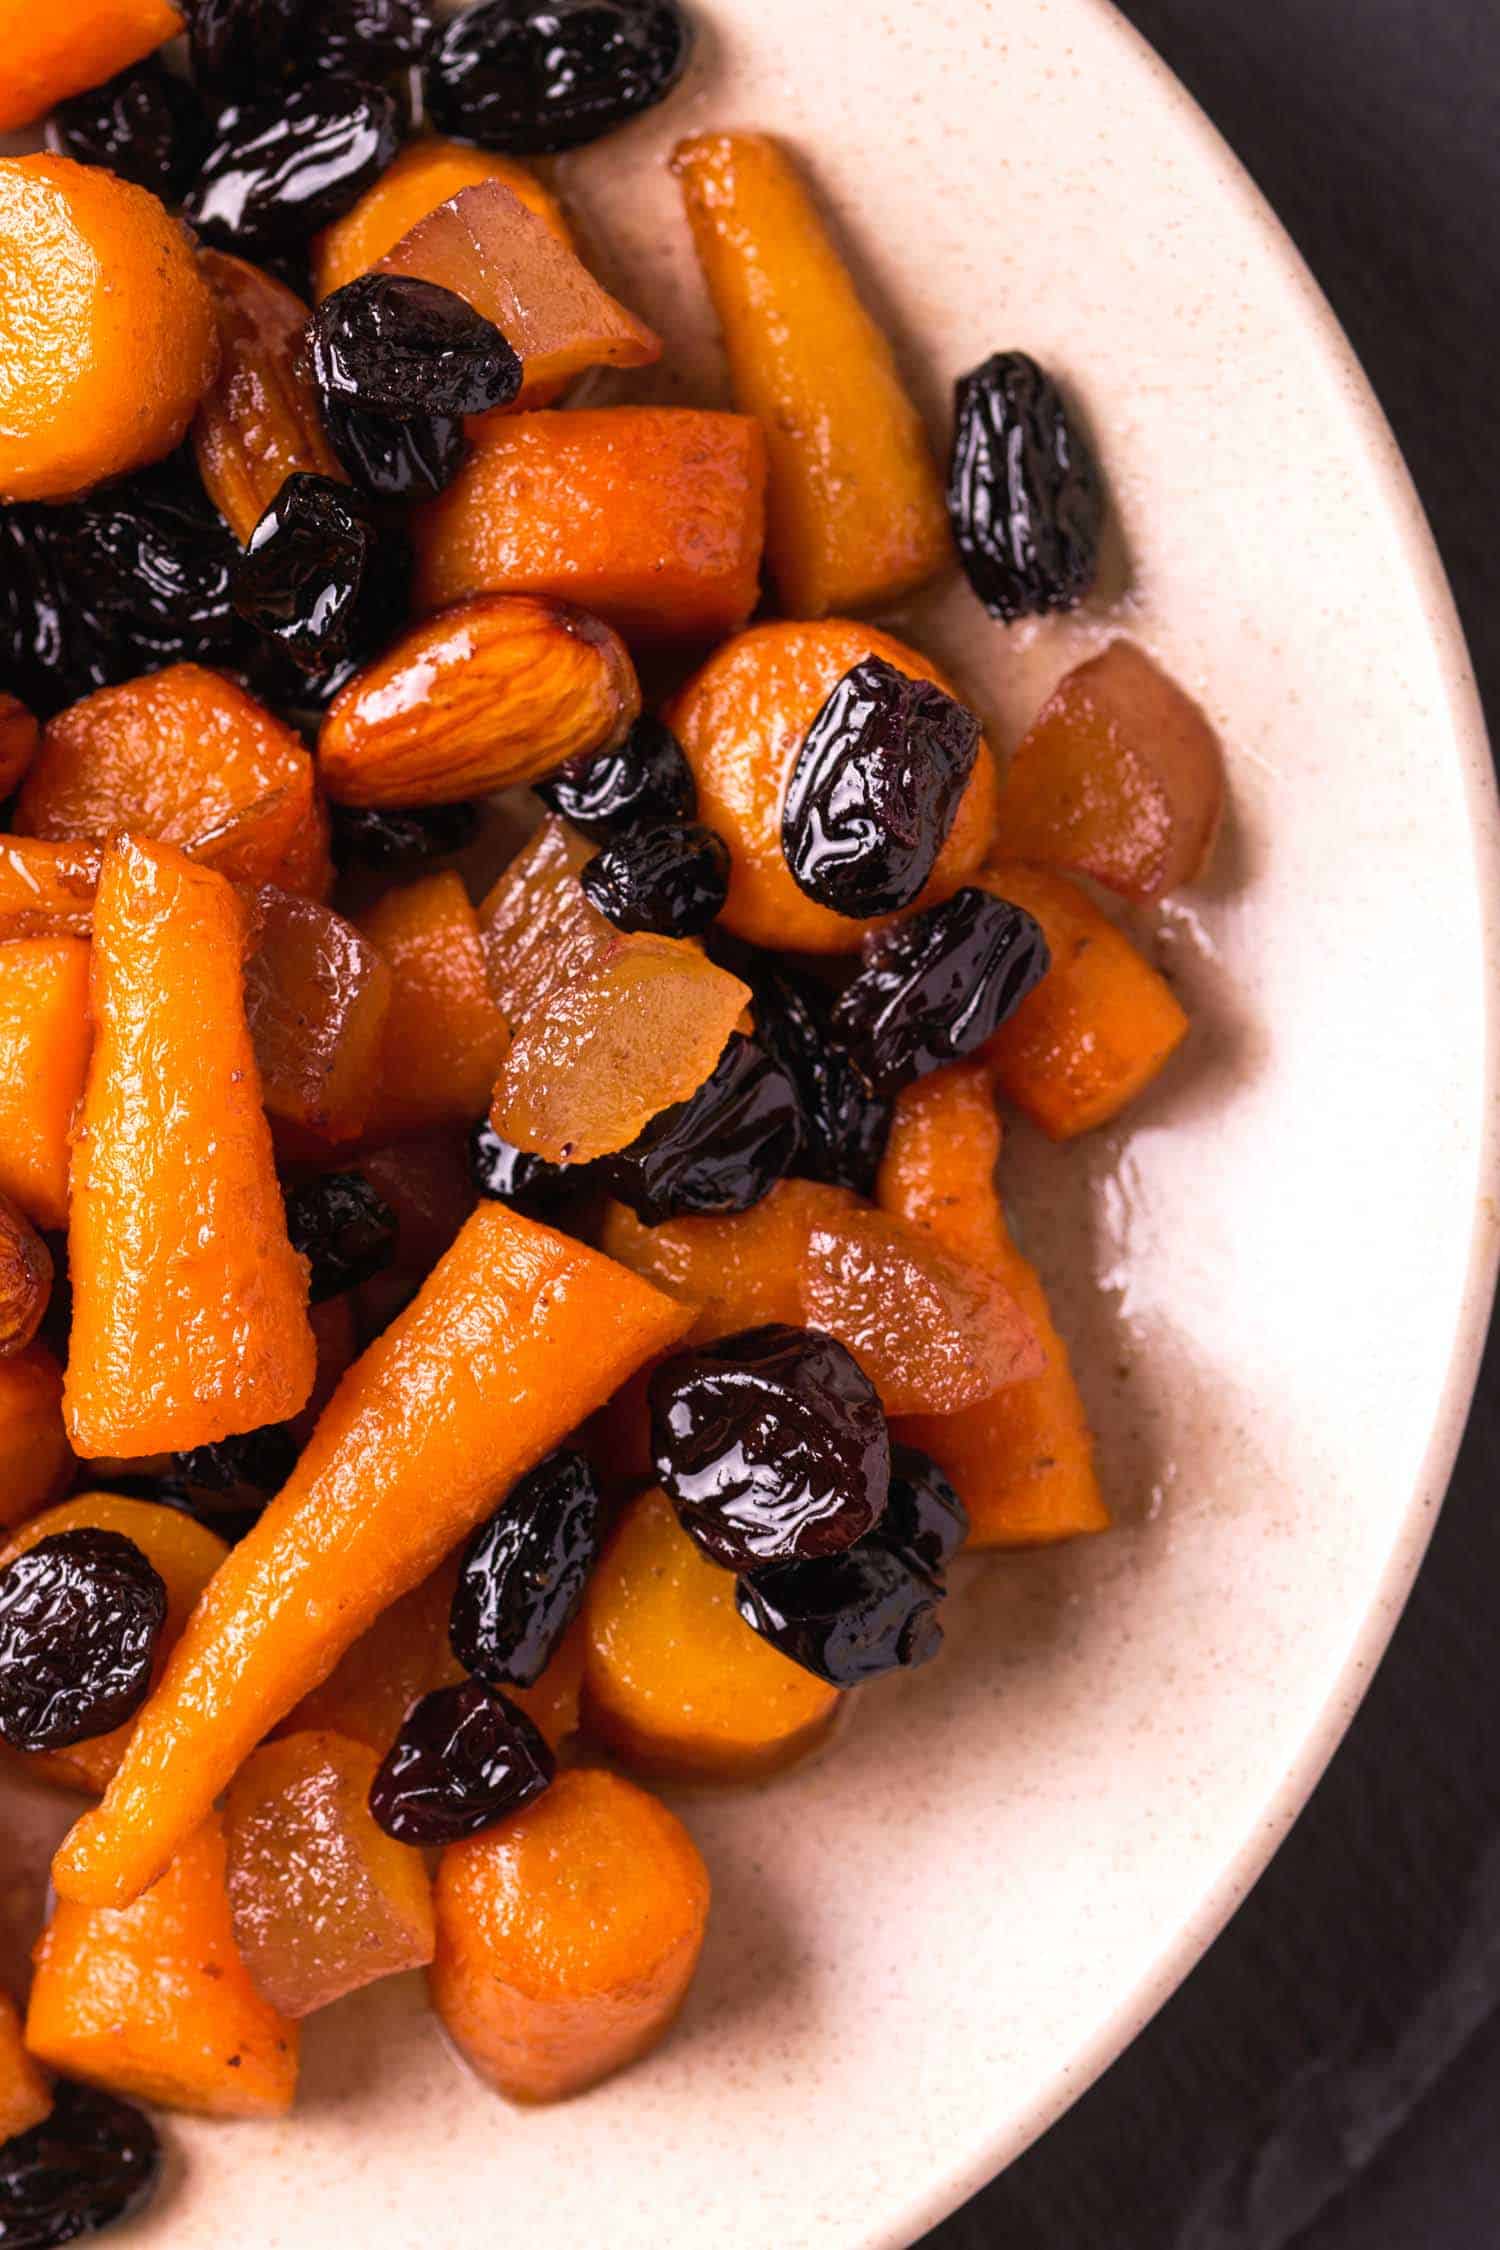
[52,1203,695,1908]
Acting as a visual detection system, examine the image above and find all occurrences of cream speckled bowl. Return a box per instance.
[4,0,1498,2242]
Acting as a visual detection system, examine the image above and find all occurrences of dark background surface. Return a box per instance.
[922,2,1500,2246]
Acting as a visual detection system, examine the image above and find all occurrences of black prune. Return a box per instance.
[735,1541,943,1688]
[295,0,435,81]
[650,1322,890,1571]
[368,1678,555,1843]
[749,961,891,1198]
[283,1171,398,1302]
[603,1034,802,1225]
[535,714,695,840]
[172,1421,300,1495]
[330,799,480,868]
[0,2078,162,2250]
[0,1530,167,1754]
[830,886,1051,1095]
[451,1448,603,1688]
[883,1444,969,1574]
[47,63,209,199]
[231,473,373,670]
[183,79,401,252]
[580,821,729,937]
[320,400,469,500]
[312,274,522,418]
[425,0,691,155]
[781,657,982,918]
[948,351,1103,624]
[186,0,308,94]
[468,1118,581,1215]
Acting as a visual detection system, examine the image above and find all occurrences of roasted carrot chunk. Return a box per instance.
[431,1767,710,2102]
[313,138,570,302]
[17,665,329,897]
[192,249,346,546]
[668,620,999,952]
[0,1495,229,1796]
[977,862,1189,1136]
[0,1345,72,1534]
[995,642,1224,903]
[357,871,511,1135]
[674,132,950,618]
[584,1488,839,1778]
[64,838,316,1459]
[52,1205,693,1907]
[414,408,767,645]
[224,1731,435,2019]
[245,886,392,1143]
[28,1815,299,2119]
[0,936,91,1230]
[0,694,38,800]
[878,1063,1108,1546]
[0,1989,50,2143]
[0,0,182,132]
[0,155,216,501]
[0,840,101,943]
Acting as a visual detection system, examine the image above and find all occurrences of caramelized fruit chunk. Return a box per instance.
[0,840,101,943]
[0,937,92,1231]
[735,1543,943,1687]
[948,352,1103,622]
[370,1678,555,1845]
[0,0,184,133]
[0,1987,50,2144]
[599,1189,807,1342]
[0,1528,165,1755]
[0,1190,51,1357]
[0,1347,73,1535]
[425,0,691,153]
[312,138,570,306]
[478,813,602,1025]
[0,2080,160,2246]
[192,249,347,547]
[668,620,1000,953]
[452,1448,603,1688]
[358,870,512,1134]
[995,641,1224,901]
[830,886,1051,1094]
[245,886,393,1142]
[0,692,39,799]
[224,1730,435,2018]
[584,1486,839,1778]
[430,1765,709,2103]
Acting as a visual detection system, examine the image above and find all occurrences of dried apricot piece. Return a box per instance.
[192,248,347,546]
[0,1,182,133]
[0,155,217,502]
[995,641,1224,902]
[245,885,392,1143]
[478,814,600,1025]
[0,1345,72,1534]
[318,595,640,807]
[668,620,1000,953]
[0,936,91,1231]
[0,693,38,799]
[313,137,569,299]
[599,1187,808,1342]
[358,871,511,1134]
[0,840,101,943]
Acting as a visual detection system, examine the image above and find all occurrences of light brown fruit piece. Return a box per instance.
[245,885,392,1143]
[358,872,511,1136]
[0,1191,51,1357]
[192,249,345,545]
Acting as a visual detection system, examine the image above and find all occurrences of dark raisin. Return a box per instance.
[425,0,691,155]
[781,657,982,918]
[320,400,469,500]
[468,1118,582,1214]
[171,1421,300,1496]
[283,1172,398,1302]
[186,0,309,93]
[883,1444,969,1574]
[948,351,1103,624]
[830,886,1051,1095]
[295,0,435,80]
[603,1033,802,1225]
[312,274,522,417]
[0,2078,162,2250]
[330,799,480,868]
[231,473,373,670]
[749,961,891,1198]
[451,1448,602,1688]
[579,821,729,937]
[183,79,401,252]
[735,1541,943,1687]
[650,1322,890,1571]
[369,1678,555,1843]
[0,1530,167,1754]
[47,63,209,199]
[535,714,695,839]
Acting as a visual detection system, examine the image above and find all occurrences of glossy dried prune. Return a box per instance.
[883,1443,969,1574]
[297,0,435,80]
[0,2078,162,2250]
[650,1322,890,1571]
[0,1530,167,1753]
[283,1172,398,1302]
[330,799,480,868]
[184,80,401,253]
[535,714,696,840]
[830,886,1051,1095]
[580,821,729,937]
[451,1448,603,1687]
[424,0,692,155]
[734,1541,943,1687]
[312,275,522,418]
[368,1678,555,1844]
[172,1421,300,1496]
[948,351,1102,623]
[603,1033,801,1225]
[468,1119,580,1215]
[47,63,209,200]
[321,401,468,500]
[187,0,308,94]
[750,961,891,1198]
[231,473,373,670]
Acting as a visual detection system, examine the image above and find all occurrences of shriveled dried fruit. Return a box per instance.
[536,715,695,840]
[283,1172,398,1302]
[581,822,730,938]
[424,0,692,154]
[735,1541,943,1687]
[468,1119,581,1216]
[882,1444,969,1575]
[831,887,1051,1095]
[320,401,469,500]
[192,249,347,548]
[312,272,522,417]
[187,0,308,94]
[171,1422,299,1500]
[244,886,392,1141]
[47,60,207,199]
[451,1449,603,1688]
[232,471,373,670]
[331,800,480,869]
[184,79,402,254]
[0,1529,166,1754]
[297,0,435,82]
[603,1034,802,1225]
[0,1191,52,1358]
[948,350,1102,622]
[0,2079,161,2249]
[369,1678,556,1844]
[749,961,890,1198]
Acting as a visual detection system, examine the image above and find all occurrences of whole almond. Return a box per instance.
[0,1191,52,1357]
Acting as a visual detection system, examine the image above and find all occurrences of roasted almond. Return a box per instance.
[317,594,641,808]
[0,693,38,800]
[0,1191,52,1357]
[192,248,346,547]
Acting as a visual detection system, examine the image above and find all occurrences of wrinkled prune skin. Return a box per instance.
[883,1444,969,1575]
[231,473,373,670]
[948,351,1103,624]
[468,1118,583,1215]
[781,657,982,918]
[283,1172,398,1302]
[186,0,309,94]
[312,275,522,417]
[47,63,209,199]
[735,1541,944,1687]
[650,1322,891,1571]
[749,961,891,1198]
[298,0,435,80]
[830,886,1051,1095]
[425,0,692,154]
[330,799,480,868]
[184,79,401,251]
[321,399,468,499]
[0,2078,162,2250]
[603,1034,802,1225]
[171,1420,300,1513]
[580,821,729,937]
[368,1678,555,1843]
[535,714,695,840]
[451,1449,603,1688]
[0,1530,167,1754]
